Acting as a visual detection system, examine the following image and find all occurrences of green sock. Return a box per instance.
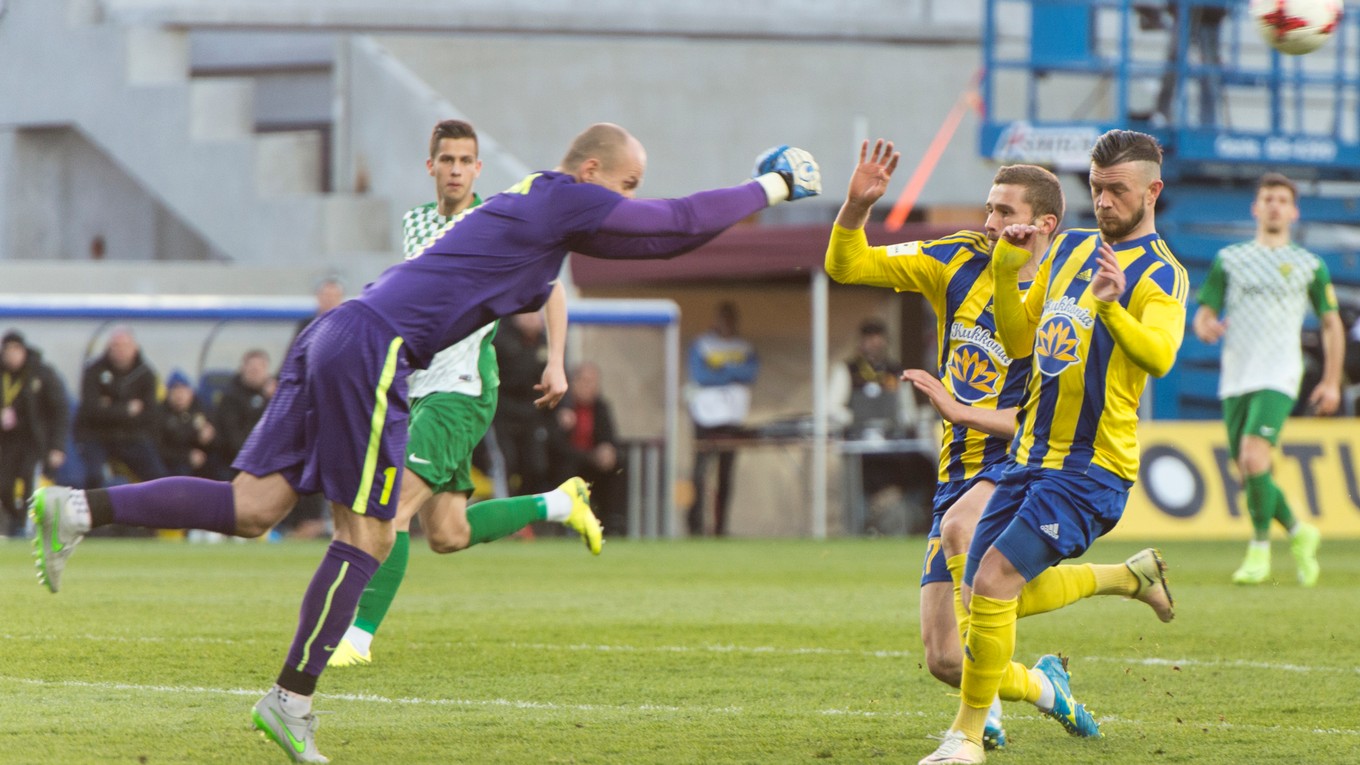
[353,530,410,636]
[1244,473,1281,541]
[466,495,548,546]
[1265,474,1297,531]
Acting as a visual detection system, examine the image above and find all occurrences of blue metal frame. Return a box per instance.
[982,0,1360,179]
[980,0,1359,420]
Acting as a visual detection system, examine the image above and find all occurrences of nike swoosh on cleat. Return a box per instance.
[271,710,307,754]
[36,500,63,554]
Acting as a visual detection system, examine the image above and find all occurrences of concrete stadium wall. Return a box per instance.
[1,127,219,262]
[372,34,999,216]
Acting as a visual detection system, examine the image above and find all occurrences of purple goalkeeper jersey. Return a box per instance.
[357,171,770,368]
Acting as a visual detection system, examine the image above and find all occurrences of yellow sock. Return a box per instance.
[998,661,1046,704]
[954,593,1017,745]
[1015,564,1097,618]
[1089,562,1138,596]
[945,554,970,646]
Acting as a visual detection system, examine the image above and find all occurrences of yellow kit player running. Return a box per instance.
[921,129,1188,765]
[1192,172,1339,587]
[828,140,1173,756]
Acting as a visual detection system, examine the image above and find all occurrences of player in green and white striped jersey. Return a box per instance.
[1193,172,1343,588]
[330,120,602,668]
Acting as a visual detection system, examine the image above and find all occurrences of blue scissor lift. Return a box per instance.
[978,0,1360,418]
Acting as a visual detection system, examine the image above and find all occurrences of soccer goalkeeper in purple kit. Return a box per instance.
[28,123,821,763]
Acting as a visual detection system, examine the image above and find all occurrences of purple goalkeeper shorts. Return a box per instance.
[234,301,411,519]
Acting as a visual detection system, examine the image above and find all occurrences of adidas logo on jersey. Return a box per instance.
[1040,523,1060,540]
[1075,268,1093,282]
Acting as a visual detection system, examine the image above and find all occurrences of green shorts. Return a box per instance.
[404,388,497,495]
[1222,389,1294,459]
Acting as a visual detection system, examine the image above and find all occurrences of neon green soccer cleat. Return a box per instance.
[29,486,90,594]
[1290,523,1320,587]
[326,637,372,668]
[559,477,603,555]
[1231,544,1271,585]
[252,687,329,763]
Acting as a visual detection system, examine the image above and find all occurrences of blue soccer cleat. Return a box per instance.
[1035,654,1101,738]
[983,697,1006,750]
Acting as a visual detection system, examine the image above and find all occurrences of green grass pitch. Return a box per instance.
[3,536,1358,764]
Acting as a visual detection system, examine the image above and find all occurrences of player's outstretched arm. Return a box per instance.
[1093,243,1185,378]
[902,369,1019,439]
[574,146,820,261]
[835,139,900,231]
[824,140,910,289]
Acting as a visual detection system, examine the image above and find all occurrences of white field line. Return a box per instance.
[0,675,740,715]
[5,633,1358,675]
[2,675,1356,738]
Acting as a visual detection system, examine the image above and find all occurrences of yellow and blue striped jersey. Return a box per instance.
[825,225,1032,484]
[1003,229,1188,487]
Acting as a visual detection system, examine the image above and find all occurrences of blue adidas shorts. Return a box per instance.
[963,463,1128,586]
[920,461,1009,587]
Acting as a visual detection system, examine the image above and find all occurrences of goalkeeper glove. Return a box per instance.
[752,145,821,204]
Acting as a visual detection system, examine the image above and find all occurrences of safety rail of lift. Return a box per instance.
[980,0,1360,183]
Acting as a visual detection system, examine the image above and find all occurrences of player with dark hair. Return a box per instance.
[921,129,1187,764]
[327,119,590,669]
[30,123,821,763]
[1193,171,1339,587]
[831,141,1172,756]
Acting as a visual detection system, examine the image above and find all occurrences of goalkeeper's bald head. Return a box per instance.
[560,123,647,197]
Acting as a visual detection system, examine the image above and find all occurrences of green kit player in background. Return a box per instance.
[1192,172,1343,588]
[329,119,601,667]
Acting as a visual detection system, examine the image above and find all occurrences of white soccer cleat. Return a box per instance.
[30,486,90,594]
[1125,547,1175,622]
[919,730,985,764]
[252,687,329,763]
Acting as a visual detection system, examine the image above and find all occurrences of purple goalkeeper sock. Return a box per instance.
[105,477,237,534]
[277,540,381,695]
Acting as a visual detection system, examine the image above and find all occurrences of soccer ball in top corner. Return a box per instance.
[1250,0,1344,55]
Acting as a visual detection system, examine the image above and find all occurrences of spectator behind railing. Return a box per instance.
[157,369,220,479]
[551,361,622,532]
[212,349,275,470]
[73,326,167,489]
[1,330,69,537]
[292,276,346,344]
[492,312,558,495]
[685,301,758,537]
[828,318,917,440]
